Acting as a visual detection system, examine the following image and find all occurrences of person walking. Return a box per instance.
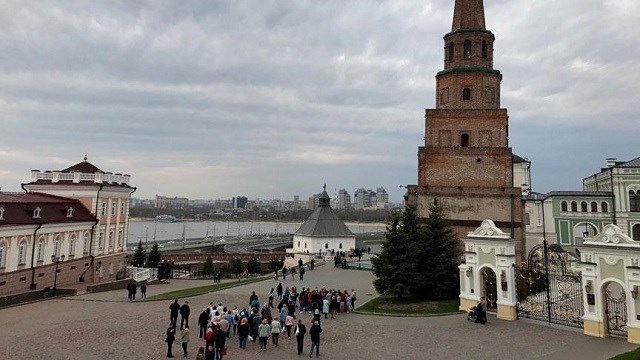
[350,289,356,310]
[284,313,295,338]
[268,288,275,308]
[276,282,283,300]
[180,301,191,330]
[213,323,226,360]
[224,310,235,337]
[257,318,271,352]
[282,266,288,280]
[127,280,135,301]
[165,323,176,358]
[322,298,329,319]
[181,325,190,357]
[270,318,281,347]
[140,282,147,299]
[308,320,322,357]
[299,266,305,281]
[237,318,250,349]
[170,299,180,327]
[198,309,209,338]
[295,319,306,355]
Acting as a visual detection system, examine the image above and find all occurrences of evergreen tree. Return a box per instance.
[230,257,243,277]
[268,258,283,273]
[414,199,461,299]
[247,257,261,275]
[131,240,146,267]
[146,241,162,268]
[202,255,214,276]
[372,206,420,298]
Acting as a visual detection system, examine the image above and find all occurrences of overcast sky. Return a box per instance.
[1,0,639,202]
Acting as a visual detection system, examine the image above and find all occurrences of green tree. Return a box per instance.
[131,240,146,267]
[146,241,162,268]
[414,199,461,299]
[268,258,283,273]
[230,257,243,277]
[202,255,214,276]
[371,206,419,298]
[247,257,261,275]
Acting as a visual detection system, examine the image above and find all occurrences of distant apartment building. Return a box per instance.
[155,195,189,209]
[376,187,389,209]
[354,187,388,210]
[336,189,351,209]
[232,196,248,209]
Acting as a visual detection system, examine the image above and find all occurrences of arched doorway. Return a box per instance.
[603,281,628,337]
[572,222,598,245]
[480,267,497,312]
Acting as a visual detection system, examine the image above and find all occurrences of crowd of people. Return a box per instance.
[164,285,357,358]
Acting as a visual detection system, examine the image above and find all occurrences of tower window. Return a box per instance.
[581,201,587,212]
[561,201,568,212]
[601,202,608,213]
[571,201,577,212]
[464,40,472,59]
[633,224,640,241]
[448,42,454,61]
[630,190,640,212]
[462,88,471,101]
[482,41,487,59]
[590,202,598,213]
[461,133,470,148]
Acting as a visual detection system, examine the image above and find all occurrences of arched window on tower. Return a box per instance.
[482,41,488,59]
[591,201,598,213]
[633,224,640,241]
[464,40,472,59]
[448,42,454,61]
[630,190,640,212]
[561,201,568,212]
[462,87,471,101]
[601,202,608,213]
[581,201,588,212]
[461,133,470,148]
[571,201,578,212]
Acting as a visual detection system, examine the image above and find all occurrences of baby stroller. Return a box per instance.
[467,306,477,322]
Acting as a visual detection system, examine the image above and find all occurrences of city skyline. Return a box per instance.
[1,1,638,203]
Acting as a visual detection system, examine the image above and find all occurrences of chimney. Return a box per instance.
[606,158,617,168]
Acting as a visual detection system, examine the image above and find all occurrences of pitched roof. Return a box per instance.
[512,154,528,163]
[617,156,640,168]
[544,191,611,199]
[0,192,96,226]
[61,161,103,173]
[295,186,354,238]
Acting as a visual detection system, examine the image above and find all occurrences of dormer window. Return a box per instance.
[464,40,472,59]
[33,207,41,219]
[0,207,4,220]
[66,207,73,218]
[462,87,471,101]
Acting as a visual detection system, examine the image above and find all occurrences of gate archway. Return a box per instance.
[603,281,628,337]
[480,267,498,311]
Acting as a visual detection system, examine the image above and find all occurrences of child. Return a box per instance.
[195,346,205,360]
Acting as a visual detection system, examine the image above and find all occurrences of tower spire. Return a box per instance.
[452,0,486,31]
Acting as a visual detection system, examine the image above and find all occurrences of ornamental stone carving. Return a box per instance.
[468,219,511,239]
[583,224,640,248]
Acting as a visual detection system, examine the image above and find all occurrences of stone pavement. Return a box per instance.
[0,260,635,359]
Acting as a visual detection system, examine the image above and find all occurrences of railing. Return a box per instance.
[33,171,130,185]
[127,267,154,282]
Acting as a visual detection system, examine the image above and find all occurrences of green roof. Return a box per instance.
[294,206,354,237]
[437,67,501,77]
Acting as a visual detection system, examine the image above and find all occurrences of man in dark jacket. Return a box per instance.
[295,319,307,355]
[180,300,191,330]
[169,299,180,327]
[214,323,226,359]
[165,323,176,358]
[308,321,322,357]
[198,308,209,338]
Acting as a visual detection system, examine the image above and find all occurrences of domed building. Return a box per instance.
[292,185,355,255]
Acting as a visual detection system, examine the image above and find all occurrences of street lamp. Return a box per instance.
[51,254,65,295]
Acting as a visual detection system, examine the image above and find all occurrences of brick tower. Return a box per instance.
[408,0,524,257]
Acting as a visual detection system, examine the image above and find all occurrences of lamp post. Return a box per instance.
[51,254,65,295]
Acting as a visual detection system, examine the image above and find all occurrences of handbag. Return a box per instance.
[222,347,228,355]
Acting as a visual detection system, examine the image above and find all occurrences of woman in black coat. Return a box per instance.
[165,323,176,358]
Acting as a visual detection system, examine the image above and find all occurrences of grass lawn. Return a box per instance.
[144,276,267,301]
[610,347,640,360]
[357,295,460,316]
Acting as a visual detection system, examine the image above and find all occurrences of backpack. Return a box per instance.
[253,315,262,328]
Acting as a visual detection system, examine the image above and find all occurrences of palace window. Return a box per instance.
[18,239,26,264]
[33,207,41,219]
[98,233,104,250]
[464,40,472,59]
[108,231,114,250]
[66,207,73,218]
[101,202,106,216]
[0,242,5,268]
[482,40,488,59]
[461,133,470,148]
[630,190,640,212]
[448,42,454,61]
[601,202,608,213]
[111,202,117,216]
[561,201,568,212]
[591,202,598,213]
[118,230,123,248]
[37,238,45,262]
[120,202,125,215]
[53,236,61,258]
[325,243,328,249]
[339,243,343,249]
[571,201,578,212]
[581,201,588,212]
[463,87,472,101]
[69,236,76,257]
[83,232,90,254]
[633,224,640,241]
